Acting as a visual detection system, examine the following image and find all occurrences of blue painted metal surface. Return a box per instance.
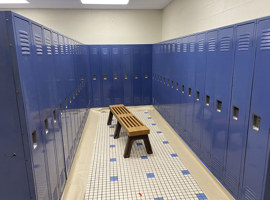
[225,21,256,198]
[122,46,133,106]
[241,17,270,200]
[142,45,152,105]
[133,46,142,105]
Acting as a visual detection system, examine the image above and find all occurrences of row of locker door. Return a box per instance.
[152,17,270,200]
[0,12,90,200]
[88,45,152,107]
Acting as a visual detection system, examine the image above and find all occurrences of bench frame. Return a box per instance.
[107,105,153,158]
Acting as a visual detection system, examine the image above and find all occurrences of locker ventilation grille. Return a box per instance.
[238,33,250,51]
[59,40,64,55]
[190,42,195,52]
[243,186,256,200]
[183,43,187,52]
[260,29,270,50]
[34,34,43,55]
[208,38,216,51]
[168,44,171,53]
[102,48,108,55]
[198,39,204,52]
[19,30,30,55]
[45,37,52,55]
[53,39,59,55]
[65,43,69,54]
[177,41,181,52]
[224,170,238,192]
[123,48,129,55]
[91,48,98,55]
[220,37,231,51]
[164,45,167,53]
[113,48,119,54]
[172,44,175,53]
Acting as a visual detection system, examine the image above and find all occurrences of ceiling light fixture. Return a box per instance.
[81,0,129,5]
[0,0,29,3]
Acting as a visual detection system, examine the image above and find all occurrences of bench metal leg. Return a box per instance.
[107,111,113,125]
[143,135,153,154]
[114,121,121,139]
[124,136,135,158]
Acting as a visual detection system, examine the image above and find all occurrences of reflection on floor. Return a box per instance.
[84,110,207,200]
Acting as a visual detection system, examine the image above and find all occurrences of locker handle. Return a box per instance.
[104,75,107,80]
[171,80,174,88]
[196,91,200,101]
[114,74,118,80]
[124,74,128,79]
[182,85,184,93]
[216,100,222,112]
[176,83,179,91]
[60,104,63,115]
[65,98,68,108]
[44,119,49,134]
[93,74,96,80]
[53,110,57,123]
[134,74,138,79]
[232,106,239,120]
[32,130,38,149]
[188,88,191,96]
[167,79,169,86]
[206,95,210,106]
[252,114,261,131]
[145,74,148,79]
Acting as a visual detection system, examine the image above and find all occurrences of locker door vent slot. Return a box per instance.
[233,106,239,120]
[60,104,63,115]
[114,74,118,80]
[176,83,179,91]
[216,100,222,112]
[93,74,96,80]
[32,130,38,149]
[182,85,184,93]
[188,88,191,96]
[124,74,128,79]
[171,81,174,88]
[196,91,200,101]
[45,119,49,134]
[53,110,57,123]
[252,114,261,131]
[206,95,210,106]
[144,74,148,79]
[19,30,31,55]
[104,75,107,80]
[134,74,138,79]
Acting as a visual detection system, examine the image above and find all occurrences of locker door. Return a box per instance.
[142,45,152,105]
[186,35,196,146]
[90,46,102,107]
[193,33,207,155]
[225,22,256,198]
[122,46,133,106]
[52,31,66,193]
[211,26,235,179]
[101,46,112,107]
[43,27,60,200]
[12,15,50,200]
[201,30,218,166]
[133,46,142,105]
[242,18,270,200]
[112,46,123,104]
[175,39,182,134]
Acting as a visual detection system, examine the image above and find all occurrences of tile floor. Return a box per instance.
[84,110,208,200]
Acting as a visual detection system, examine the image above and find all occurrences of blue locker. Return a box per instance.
[1,12,50,200]
[142,45,152,105]
[122,46,133,106]
[241,17,270,200]
[101,46,113,106]
[211,26,235,179]
[89,46,102,107]
[133,46,142,105]
[43,27,60,200]
[111,46,123,104]
[51,31,67,194]
[193,32,207,154]
[225,21,256,198]
[186,35,196,145]
[201,30,218,166]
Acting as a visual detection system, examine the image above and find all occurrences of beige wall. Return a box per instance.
[8,9,162,44]
[162,0,270,41]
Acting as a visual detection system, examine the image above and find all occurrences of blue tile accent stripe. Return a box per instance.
[157,131,162,134]
[110,158,116,162]
[181,170,190,175]
[109,134,114,137]
[171,153,178,157]
[110,176,118,182]
[163,141,169,144]
[137,142,143,146]
[110,145,116,148]
[154,198,164,200]
[196,193,207,200]
[141,156,148,160]
[146,173,155,178]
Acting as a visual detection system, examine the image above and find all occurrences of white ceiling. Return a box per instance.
[0,0,173,9]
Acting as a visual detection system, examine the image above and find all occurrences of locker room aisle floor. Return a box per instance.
[61,106,234,200]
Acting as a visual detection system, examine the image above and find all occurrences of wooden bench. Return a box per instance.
[107,104,153,158]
